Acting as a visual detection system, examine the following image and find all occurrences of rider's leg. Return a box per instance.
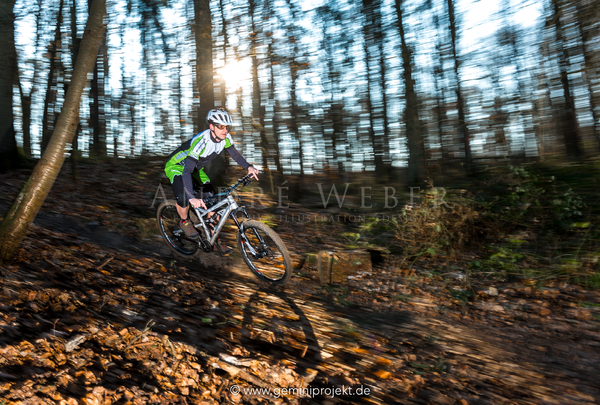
[176,203,189,220]
[172,176,191,220]
[172,176,200,236]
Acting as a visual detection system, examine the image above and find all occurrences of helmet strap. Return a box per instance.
[209,126,221,142]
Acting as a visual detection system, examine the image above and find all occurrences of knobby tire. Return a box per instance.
[237,220,293,285]
[156,200,199,259]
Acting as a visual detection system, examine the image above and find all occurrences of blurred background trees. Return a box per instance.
[0,0,19,171]
[4,0,600,181]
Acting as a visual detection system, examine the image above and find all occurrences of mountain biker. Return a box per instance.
[164,108,259,240]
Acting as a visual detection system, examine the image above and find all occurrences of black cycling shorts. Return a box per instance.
[171,175,215,209]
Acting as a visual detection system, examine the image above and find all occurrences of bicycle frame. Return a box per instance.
[190,191,252,252]
[168,173,265,257]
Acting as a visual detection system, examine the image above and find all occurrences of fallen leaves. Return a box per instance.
[1,161,599,404]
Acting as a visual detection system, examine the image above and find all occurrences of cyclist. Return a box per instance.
[164,108,259,240]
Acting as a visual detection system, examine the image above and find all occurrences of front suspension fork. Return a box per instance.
[232,207,260,257]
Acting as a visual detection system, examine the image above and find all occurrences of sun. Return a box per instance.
[219,59,252,89]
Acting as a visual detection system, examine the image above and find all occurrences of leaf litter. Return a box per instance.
[0,159,599,404]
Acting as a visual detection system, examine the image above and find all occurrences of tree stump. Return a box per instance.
[316,250,372,284]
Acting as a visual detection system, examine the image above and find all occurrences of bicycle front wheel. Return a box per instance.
[237,220,293,285]
[156,200,199,259]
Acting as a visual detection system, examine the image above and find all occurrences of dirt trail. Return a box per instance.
[1,162,599,403]
[0,213,597,404]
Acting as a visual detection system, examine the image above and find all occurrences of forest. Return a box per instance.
[0,0,599,403]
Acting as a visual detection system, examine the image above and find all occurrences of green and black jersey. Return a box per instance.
[164,129,251,202]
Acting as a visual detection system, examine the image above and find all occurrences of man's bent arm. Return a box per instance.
[226,145,252,170]
[181,157,198,202]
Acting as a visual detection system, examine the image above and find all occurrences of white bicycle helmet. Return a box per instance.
[206,109,234,126]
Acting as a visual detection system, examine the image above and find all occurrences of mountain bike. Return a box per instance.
[156,173,293,285]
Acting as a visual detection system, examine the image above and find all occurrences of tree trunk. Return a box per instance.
[447,0,472,167]
[0,0,19,172]
[249,0,268,172]
[284,0,304,178]
[17,0,43,158]
[263,0,282,175]
[290,54,303,176]
[432,9,450,163]
[433,41,449,162]
[373,0,389,169]
[319,8,346,174]
[362,24,379,174]
[0,0,106,262]
[551,0,581,158]
[268,44,283,174]
[362,0,384,175]
[194,0,214,131]
[218,0,228,109]
[89,0,108,160]
[574,1,599,152]
[19,85,32,158]
[41,0,65,154]
[396,0,425,185]
[377,11,389,165]
[69,0,81,180]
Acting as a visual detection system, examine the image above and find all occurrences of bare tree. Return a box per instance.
[40,0,65,154]
[0,0,19,171]
[362,0,386,175]
[193,0,214,131]
[89,21,108,158]
[15,0,44,158]
[574,0,599,151]
[395,0,425,185]
[249,0,268,172]
[550,0,582,158]
[284,0,305,177]
[0,0,107,262]
[69,0,82,178]
[447,0,472,167]
[318,5,348,174]
[218,0,228,109]
[432,12,450,163]
[264,0,283,174]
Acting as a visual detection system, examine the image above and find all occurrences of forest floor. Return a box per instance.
[0,158,599,404]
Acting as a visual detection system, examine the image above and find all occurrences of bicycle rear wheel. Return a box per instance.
[237,220,292,285]
[156,200,199,259]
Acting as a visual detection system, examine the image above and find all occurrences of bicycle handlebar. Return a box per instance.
[202,173,254,208]
[223,173,254,194]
